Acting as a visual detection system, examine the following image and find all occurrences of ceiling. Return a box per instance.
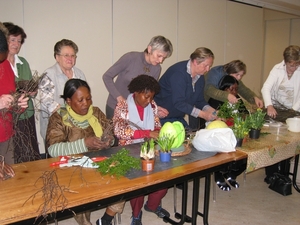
[232,0,300,16]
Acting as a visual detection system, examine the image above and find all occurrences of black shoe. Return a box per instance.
[216,181,231,191]
[144,202,170,218]
[226,177,239,188]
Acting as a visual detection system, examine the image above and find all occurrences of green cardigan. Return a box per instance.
[15,56,35,120]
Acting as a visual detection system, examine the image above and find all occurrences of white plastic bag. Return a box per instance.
[192,128,237,152]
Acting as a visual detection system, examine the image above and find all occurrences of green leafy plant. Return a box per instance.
[156,134,176,153]
[248,108,266,130]
[217,101,242,120]
[140,138,155,160]
[95,148,140,179]
[231,114,250,139]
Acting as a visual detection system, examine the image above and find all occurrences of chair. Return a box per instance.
[113,212,122,224]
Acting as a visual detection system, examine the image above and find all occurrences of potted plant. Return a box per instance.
[231,114,250,147]
[248,108,266,139]
[140,138,155,171]
[156,134,176,162]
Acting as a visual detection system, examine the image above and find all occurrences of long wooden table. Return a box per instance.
[0,146,247,225]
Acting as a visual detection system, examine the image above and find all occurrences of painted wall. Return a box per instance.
[0,0,298,153]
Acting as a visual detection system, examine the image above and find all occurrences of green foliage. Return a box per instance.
[95,148,140,179]
[156,134,176,153]
[231,114,251,139]
[248,108,266,130]
[217,100,243,119]
[140,138,155,160]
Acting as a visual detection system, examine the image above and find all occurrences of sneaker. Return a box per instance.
[144,203,170,218]
[96,219,112,225]
[131,211,142,225]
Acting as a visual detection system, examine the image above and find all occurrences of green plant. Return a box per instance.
[95,148,140,179]
[217,101,243,119]
[140,138,155,160]
[231,115,250,139]
[156,134,176,153]
[248,108,266,130]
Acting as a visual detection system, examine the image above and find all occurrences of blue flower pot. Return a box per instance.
[159,151,172,162]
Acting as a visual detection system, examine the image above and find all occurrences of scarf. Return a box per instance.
[63,104,103,137]
[127,93,154,143]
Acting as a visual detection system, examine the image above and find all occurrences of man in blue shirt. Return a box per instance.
[155,47,217,128]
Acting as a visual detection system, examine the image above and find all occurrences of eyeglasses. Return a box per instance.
[286,63,299,69]
[58,54,77,59]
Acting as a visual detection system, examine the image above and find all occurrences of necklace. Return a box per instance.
[287,73,293,79]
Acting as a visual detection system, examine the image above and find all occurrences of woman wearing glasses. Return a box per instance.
[39,39,86,140]
[261,45,300,118]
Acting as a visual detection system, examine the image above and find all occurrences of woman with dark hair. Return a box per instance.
[3,22,40,163]
[208,75,247,191]
[46,78,123,225]
[113,75,170,225]
[39,39,86,140]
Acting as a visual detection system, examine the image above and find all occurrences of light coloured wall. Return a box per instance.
[0,0,298,153]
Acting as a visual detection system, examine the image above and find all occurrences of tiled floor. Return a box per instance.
[50,169,299,225]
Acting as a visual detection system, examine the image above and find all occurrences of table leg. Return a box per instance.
[195,174,210,225]
[291,154,300,192]
[163,181,190,225]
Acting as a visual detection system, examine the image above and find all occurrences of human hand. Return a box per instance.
[267,105,277,118]
[157,106,169,118]
[85,136,113,150]
[0,94,14,109]
[17,94,29,109]
[116,96,125,103]
[149,130,160,139]
[227,94,239,104]
[199,109,217,121]
[0,156,15,181]
[254,97,264,108]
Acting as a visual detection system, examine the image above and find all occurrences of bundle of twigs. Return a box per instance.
[16,71,47,94]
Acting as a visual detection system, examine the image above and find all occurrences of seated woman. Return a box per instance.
[113,75,170,225]
[208,75,247,191]
[46,79,123,225]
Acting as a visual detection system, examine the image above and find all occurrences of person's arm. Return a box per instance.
[205,84,230,103]
[102,53,131,101]
[238,81,258,104]
[261,66,279,109]
[46,112,88,157]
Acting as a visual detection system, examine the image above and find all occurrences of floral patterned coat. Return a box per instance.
[113,100,161,146]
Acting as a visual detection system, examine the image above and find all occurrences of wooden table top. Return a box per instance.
[0,150,247,224]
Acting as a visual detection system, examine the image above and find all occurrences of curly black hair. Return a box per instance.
[128,74,160,94]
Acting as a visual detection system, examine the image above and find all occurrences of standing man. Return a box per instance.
[155,47,217,128]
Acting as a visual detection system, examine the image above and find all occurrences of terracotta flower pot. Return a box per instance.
[141,158,155,172]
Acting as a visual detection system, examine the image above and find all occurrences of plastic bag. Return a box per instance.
[192,128,237,152]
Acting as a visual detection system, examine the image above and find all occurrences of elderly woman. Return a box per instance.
[3,22,40,163]
[113,75,169,225]
[46,79,122,225]
[103,35,173,119]
[39,39,86,140]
